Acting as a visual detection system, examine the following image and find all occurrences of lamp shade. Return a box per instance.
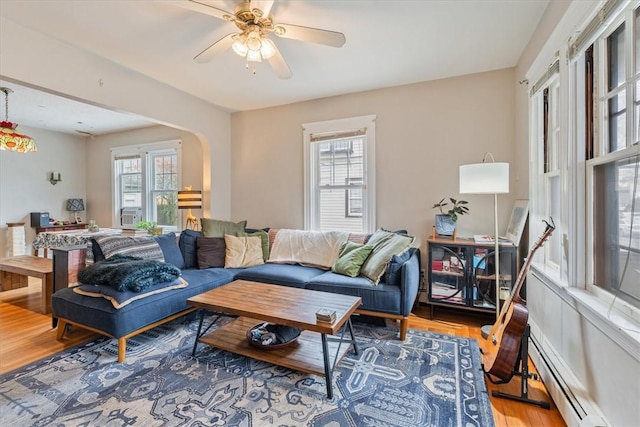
[66,198,85,212]
[177,190,202,209]
[459,162,509,194]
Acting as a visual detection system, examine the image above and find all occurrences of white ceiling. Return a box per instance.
[0,0,549,136]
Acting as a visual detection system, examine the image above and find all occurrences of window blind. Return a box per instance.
[568,0,626,60]
[530,59,560,96]
[310,129,366,143]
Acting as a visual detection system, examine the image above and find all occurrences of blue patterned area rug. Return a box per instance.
[0,315,494,426]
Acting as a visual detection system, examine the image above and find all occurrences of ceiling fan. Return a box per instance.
[172,0,346,79]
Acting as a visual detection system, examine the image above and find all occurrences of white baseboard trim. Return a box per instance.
[528,327,609,427]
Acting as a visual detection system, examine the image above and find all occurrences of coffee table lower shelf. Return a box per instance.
[198,316,352,377]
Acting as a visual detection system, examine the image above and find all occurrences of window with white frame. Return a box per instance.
[303,115,376,233]
[112,141,181,230]
[531,62,563,274]
[547,0,640,312]
[589,5,640,309]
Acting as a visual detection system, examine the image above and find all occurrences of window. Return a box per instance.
[531,61,562,273]
[112,141,181,230]
[303,115,376,233]
[590,6,640,309]
[539,0,640,314]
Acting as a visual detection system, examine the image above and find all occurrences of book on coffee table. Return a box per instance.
[316,308,336,323]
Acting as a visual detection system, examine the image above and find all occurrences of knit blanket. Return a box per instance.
[78,255,181,293]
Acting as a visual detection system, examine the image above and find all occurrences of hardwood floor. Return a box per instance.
[0,280,566,426]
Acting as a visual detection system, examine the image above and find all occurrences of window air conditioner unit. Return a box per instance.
[120,207,142,228]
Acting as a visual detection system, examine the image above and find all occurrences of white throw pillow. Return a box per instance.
[224,235,264,268]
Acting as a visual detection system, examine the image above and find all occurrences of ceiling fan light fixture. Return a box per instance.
[232,39,248,56]
[260,38,276,60]
[246,48,262,63]
[246,31,262,51]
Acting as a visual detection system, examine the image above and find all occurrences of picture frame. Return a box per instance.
[504,199,529,246]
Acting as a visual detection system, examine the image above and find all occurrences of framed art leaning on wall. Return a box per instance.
[505,199,528,246]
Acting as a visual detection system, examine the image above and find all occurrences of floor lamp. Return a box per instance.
[459,153,509,321]
[177,188,202,230]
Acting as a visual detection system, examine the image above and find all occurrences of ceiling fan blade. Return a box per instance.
[250,0,274,19]
[274,24,345,47]
[170,0,234,21]
[267,43,292,79]
[194,33,236,63]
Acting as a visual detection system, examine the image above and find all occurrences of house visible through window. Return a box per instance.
[112,141,181,230]
[303,115,376,233]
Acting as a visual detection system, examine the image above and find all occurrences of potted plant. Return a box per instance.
[135,220,162,236]
[432,198,469,236]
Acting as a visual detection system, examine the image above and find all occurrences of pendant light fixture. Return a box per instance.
[0,87,37,153]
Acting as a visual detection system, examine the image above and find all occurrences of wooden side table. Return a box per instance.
[0,255,53,314]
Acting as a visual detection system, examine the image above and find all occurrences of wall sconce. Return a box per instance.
[49,172,62,185]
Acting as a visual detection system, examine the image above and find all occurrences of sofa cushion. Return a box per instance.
[234,263,324,288]
[332,241,373,278]
[196,236,226,269]
[360,229,415,284]
[154,232,185,269]
[306,271,401,314]
[52,268,236,339]
[384,247,417,287]
[179,229,202,269]
[72,277,188,309]
[93,235,164,261]
[201,218,247,237]
[224,235,264,268]
[239,230,270,261]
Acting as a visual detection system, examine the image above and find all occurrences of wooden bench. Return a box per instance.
[0,255,53,313]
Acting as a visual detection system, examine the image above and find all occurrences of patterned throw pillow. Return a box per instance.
[93,235,164,261]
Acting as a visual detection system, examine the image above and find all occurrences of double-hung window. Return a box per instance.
[589,5,640,310]
[531,60,563,274]
[112,140,181,230]
[303,115,376,233]
[553,0,640,314]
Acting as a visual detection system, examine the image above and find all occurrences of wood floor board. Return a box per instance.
[0,280,566,426]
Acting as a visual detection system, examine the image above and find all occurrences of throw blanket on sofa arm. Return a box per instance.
[78,255,181,293]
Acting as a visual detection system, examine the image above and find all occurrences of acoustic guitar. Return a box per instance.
[481,218,555,382]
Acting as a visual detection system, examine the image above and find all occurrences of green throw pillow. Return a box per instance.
[360,229,415,284]
[239,230,270,261]
[332,241,374,278]
[201,218,247,238]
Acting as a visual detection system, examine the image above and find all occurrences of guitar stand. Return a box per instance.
[490,324,551,409]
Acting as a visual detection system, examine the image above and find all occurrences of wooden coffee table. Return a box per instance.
[187,280,362,399]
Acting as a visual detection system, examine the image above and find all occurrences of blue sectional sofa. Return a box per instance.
[51,229,421,362]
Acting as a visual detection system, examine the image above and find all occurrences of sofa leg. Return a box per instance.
[56,319,68,340]
[117,338,127,363]
[399,318,408,341]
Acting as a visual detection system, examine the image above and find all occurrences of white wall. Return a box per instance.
[0,126,86,256]
[230,68,518,253]
[85,125,204,228]
[0,17,231,221]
